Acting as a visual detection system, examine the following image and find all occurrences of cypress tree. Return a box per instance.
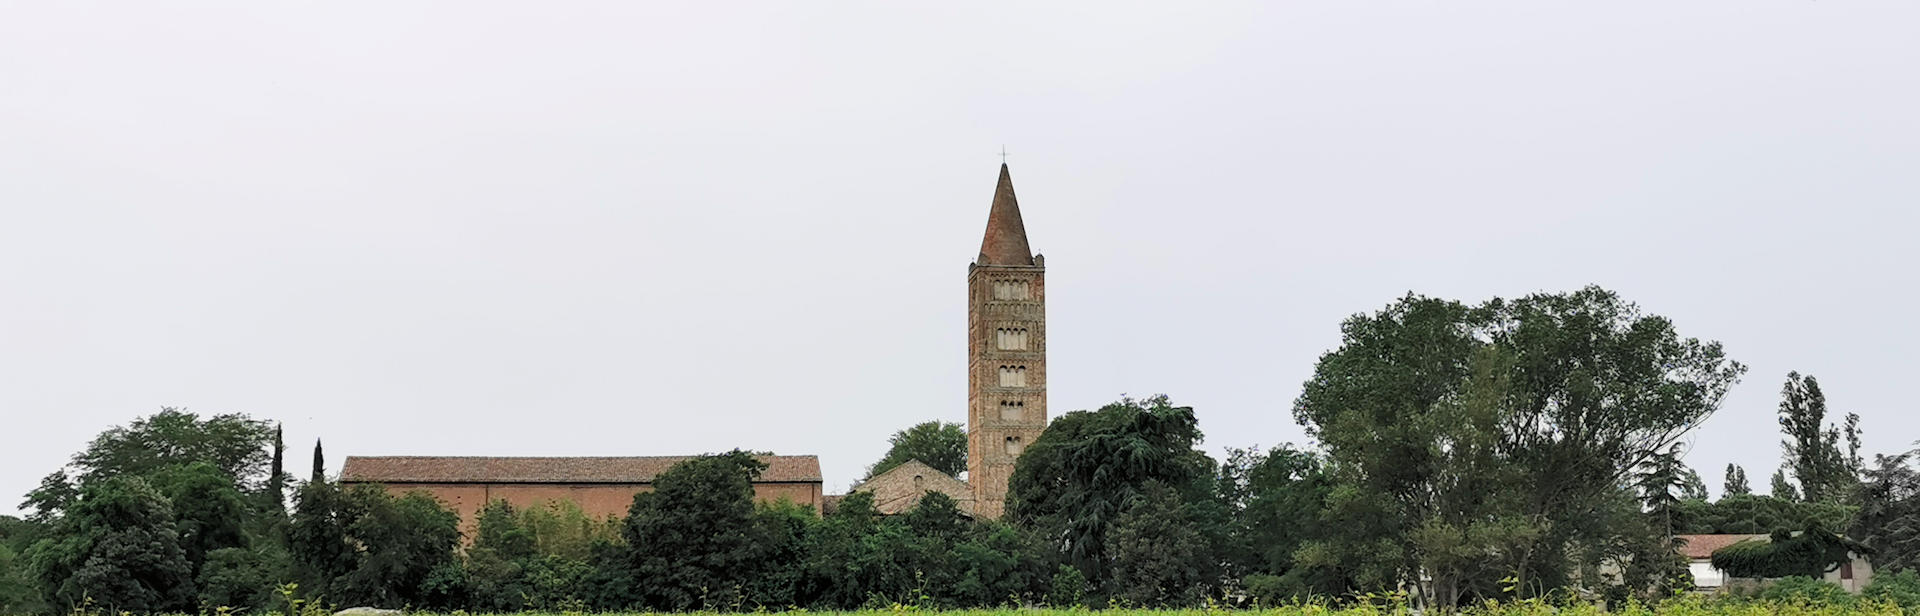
[267,423,285,511]
[311,438,326,484]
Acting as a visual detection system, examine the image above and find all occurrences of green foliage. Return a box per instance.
[0,532,43,615]
[285,481,462,609]
[149,462,251,576]
[1862,569,1920,612]
[620,450,789,610]
[24,409,275,522]
[1007,395,1211,588]
[195,545,287,612]
[1724,464,1751,497]
[1229,444,1342,595]
[1773,469,1802,501]
[1756,575,1853,605]
[1676,493,1854,535]
[1105,483,1214,606]
[1854,449,1920,573]
[1046,565,1088,607]
[1777,372,1862,504]
[1291,287,1745,605]
[867,421,969,480]
[1710,526,1870,579]
[23,477,196,613]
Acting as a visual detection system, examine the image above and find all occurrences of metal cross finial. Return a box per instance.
[1000,146,1009,165]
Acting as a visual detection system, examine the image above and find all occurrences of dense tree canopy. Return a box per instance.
[1006,395,1213,590]
[1292,287,1745,605]
[865,421,968,480]
[23,477,196,613]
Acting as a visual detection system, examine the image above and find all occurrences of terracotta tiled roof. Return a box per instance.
[340,455,822,484]
[977,164,1035,267]
[1676,534,1769,559]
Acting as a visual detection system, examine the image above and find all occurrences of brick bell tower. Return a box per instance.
[967,163,1047,519]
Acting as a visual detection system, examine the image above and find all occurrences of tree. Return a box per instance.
[286,481,461,608]
[865,421,968,480]
[1773,469,1802,501]
[1725,464,1752,497]
[333,487,462,608]
[24,409,275,520]
[1006,395,1212,590]
[1227,445,1350,600]
[621,450,779,611]
[1778,372,1861,503]
[287,480,355,598]
[1292,287,1745,603]
[1638,443,1691,537]
[1854,450,1920,573]
[1677,493,1853,535]
[23,477,196,613]
[149,462,251,576]
[311,439,326,484]
[266,424,286,516]
[1105,483,1213,606]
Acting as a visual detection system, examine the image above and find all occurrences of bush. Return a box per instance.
[1864,569,1920,612]
[1758,575,1853,605]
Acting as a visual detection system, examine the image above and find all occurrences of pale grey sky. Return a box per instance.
[3,2,1917,514]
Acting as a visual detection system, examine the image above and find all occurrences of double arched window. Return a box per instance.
[997,365,1029,387]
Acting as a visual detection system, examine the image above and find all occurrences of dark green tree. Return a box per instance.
[621,450,779,611]
[286,481,461,608]
[334,487,462,608]
[1778,373,1862,503]
[1637,443,1691,537]
[1854,450,1920,572]
[149,462,251,576]
[265,424,286,516]
[311,439,326,484]
[1292,287,1744,603]
[865,421,968,480]
[1227,445,1349,600]
[1676,493,1852,535]
[1105,483,1213,606]
[1006,395,1212,589]
[23,477,196,613]
[287,480,355,598]
[1725,464,1752,497]
[0,516,43,615]
[24,409,274,520]
[1773,469,1802,501]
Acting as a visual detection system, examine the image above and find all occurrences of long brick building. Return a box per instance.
[340,455,823,532]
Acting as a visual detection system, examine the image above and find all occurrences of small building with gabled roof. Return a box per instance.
[846,459,974,516]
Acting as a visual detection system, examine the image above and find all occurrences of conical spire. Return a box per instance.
[977,164,1034,266]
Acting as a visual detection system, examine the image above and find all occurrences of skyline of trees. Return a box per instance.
[2,285,1916,613]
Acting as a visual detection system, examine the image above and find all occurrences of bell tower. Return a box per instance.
[967,163,1047,519]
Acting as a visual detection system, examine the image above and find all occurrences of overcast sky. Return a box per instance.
[3,2,1916,514]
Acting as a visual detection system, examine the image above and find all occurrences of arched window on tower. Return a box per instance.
[996,328,1029,350]
[998,365,1028,387]
[1000,400,1024,421]
[1005,436,1026,455]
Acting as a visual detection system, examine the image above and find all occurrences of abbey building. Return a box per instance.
[344,164,1051,526]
